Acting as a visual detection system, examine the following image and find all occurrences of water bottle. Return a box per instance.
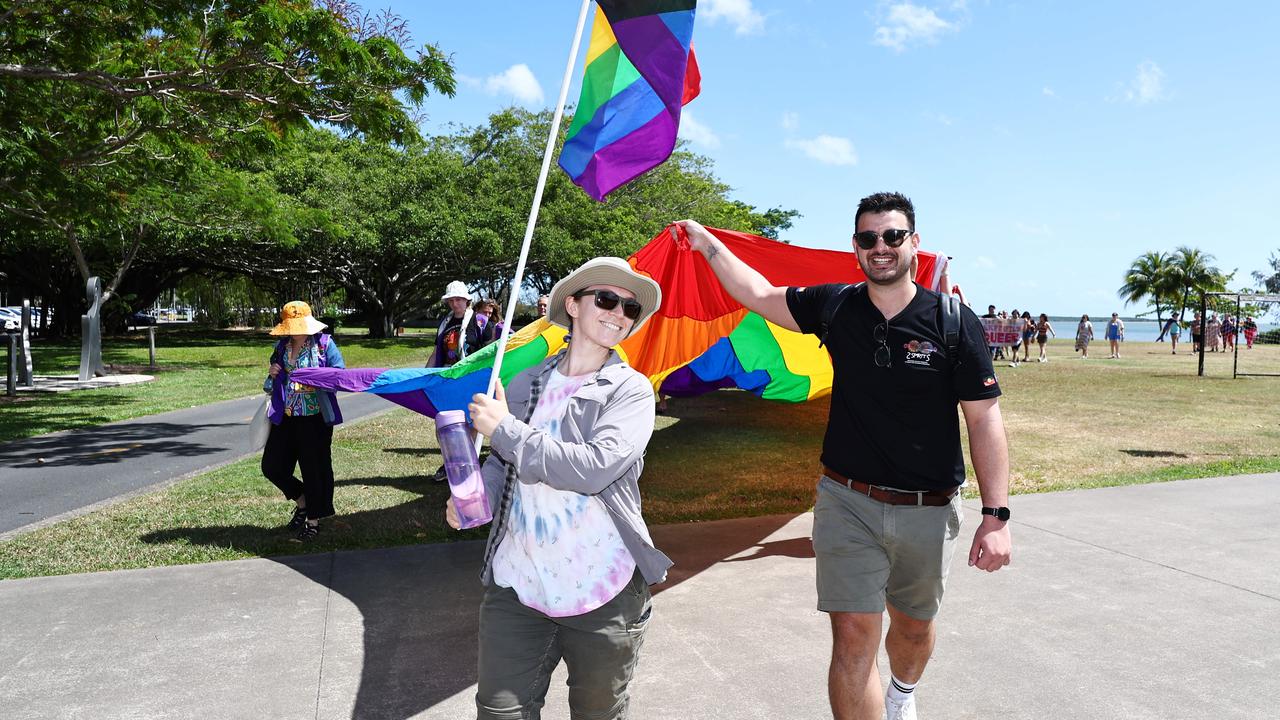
[434,410,492,529]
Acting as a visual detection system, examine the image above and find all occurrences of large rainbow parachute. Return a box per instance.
[290,225,948,415]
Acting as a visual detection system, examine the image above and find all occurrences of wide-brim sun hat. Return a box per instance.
[441,280,470,302]
[547,257,662,335]
[270,301,327,336]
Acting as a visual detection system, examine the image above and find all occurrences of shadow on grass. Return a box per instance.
[0,421,242,467]
[1121,449,1189,458]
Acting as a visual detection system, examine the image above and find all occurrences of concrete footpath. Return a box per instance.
[1,473,1277,719]
[0,392,391,537]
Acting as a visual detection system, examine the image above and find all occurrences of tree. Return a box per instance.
[1168,246,1228,317]
[1253,251,1280,294]
[236,108,800,336]
[0,0,455,314]
[1118,251,1178,326]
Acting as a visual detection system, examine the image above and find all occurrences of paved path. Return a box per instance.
[1,473,1276,719]
[0,393,392,537]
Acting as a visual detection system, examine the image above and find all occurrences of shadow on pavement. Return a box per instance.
[141,496,804,718]
[0,422,241,468]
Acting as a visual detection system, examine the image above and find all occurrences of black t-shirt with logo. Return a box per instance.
[786,283,1001,491]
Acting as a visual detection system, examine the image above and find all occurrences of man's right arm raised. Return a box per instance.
[672,219,801,333]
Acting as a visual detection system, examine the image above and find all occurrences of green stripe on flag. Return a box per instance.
[566,43,643,138]
[729,313,812,402]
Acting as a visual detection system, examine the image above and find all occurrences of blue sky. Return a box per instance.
[387,1,1278,318]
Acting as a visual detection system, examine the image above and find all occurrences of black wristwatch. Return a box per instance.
[981,506,1011,522]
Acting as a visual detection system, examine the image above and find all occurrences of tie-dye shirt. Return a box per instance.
[492,369,637,617]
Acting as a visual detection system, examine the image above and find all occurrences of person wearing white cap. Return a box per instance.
[448,257,667,720]
[427,280,487,368]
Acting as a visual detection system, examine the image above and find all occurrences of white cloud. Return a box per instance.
[482,64,544,106]
[1014,221,1052,236]
[873,3,956,51]
[1125,60,1167,104]
[1042,86,1056,98]
[781,111,800,131]
[973,255,996,269]
[703,0,766,36]
[678,110,721,149]
[785,134,858,166]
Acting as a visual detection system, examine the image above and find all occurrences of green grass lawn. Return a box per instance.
[0,327,433,442]
[1,339,1278,579]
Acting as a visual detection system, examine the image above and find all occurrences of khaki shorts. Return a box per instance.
[812,475,963,619]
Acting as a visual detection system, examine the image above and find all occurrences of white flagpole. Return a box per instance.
[476,0,593,451]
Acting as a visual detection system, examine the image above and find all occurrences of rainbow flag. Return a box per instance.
[291,227,948,416]
[558,0,701,200]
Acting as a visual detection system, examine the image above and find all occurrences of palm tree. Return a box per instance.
[1119,251,1177,327]
[1168,246,1227,320]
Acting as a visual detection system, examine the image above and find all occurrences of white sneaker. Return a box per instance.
[884,692,917,720]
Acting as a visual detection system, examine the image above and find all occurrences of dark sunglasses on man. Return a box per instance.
[853,228,913,250]
[573,289,643,320]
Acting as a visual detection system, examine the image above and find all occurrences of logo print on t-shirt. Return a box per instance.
[904,339,937,367]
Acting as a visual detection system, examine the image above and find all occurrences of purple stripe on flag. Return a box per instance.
[577,110,678,200]
[291,366,387,392]
[610,13,692,110]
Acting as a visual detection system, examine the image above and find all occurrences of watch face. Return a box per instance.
[984,507,1010,521]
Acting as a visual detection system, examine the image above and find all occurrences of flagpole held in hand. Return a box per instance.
[475,0,592,455]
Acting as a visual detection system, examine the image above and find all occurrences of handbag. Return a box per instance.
[249,393,273,452]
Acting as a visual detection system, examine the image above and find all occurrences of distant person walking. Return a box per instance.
[1157,315,1179,342]
[1191,312,1204,353]
[1074,315,1094,359]
[1243,316,1259,349]
[1020,311,1034,362]
[1221,315,1236,351]
[1169,313,1182,354]
[1105,313,1125,359]
[1206,314,1221,352]
[261,301,345,542]
[1036,313,1055,361]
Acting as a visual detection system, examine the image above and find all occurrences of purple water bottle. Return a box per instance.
[434,410,492,529]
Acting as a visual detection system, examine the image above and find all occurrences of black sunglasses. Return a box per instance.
[573,289,643,320]
[854,228,913,250]
[873,322,891,368]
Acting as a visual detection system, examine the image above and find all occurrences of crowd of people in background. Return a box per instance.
[981,305,1264,363]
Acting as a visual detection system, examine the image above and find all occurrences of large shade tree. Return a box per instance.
[0,0,455,332]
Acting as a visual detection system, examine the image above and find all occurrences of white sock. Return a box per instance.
[887,675,917,703]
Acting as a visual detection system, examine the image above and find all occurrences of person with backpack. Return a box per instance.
[261,301,346,542]
[673,192,1011,720]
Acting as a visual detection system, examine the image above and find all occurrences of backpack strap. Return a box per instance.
[939,292,961,361]
[818,283,862,348]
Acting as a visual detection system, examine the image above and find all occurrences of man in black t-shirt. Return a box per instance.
[675,192,1011,720]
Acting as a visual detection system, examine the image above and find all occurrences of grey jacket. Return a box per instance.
[479,349,671,585]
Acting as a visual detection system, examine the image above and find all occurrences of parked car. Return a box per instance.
[0,309,17,332]
[128,311,158,327]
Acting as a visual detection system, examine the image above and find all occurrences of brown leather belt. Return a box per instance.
[822,466,957,507]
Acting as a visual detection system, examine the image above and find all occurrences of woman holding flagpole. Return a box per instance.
[449,257,668,719]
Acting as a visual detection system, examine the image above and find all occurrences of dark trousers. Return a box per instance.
[476,570,652,720]
[260,414,336,519]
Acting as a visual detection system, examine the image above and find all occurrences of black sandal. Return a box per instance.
[286,506,307,531]
[295,523,320,542]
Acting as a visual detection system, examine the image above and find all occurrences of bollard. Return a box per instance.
[148,325,157,369]
[7,333,15,397]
